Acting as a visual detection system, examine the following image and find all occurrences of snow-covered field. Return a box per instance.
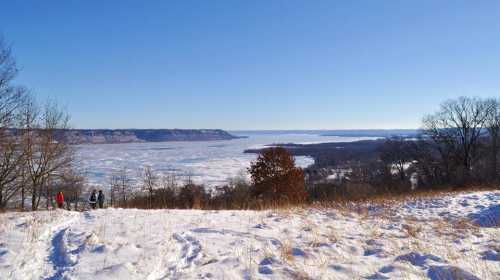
[0,191,498,280]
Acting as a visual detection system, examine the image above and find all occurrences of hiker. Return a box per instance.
[89,190,97,209]
[97,190,105,209]
[55,191,64,209]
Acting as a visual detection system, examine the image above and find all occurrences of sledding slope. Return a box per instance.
[0,191,499,280]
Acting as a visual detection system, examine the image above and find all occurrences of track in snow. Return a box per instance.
[45,211,95,280]
[172,232,203,269]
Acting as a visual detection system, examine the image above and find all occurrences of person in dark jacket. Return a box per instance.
[55,191,64,209]
[97,190,105,209]
[89,190,97,209]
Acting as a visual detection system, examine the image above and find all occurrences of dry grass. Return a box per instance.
[324,225,339,243]
[311,185,498,210]
[402,223,422,238]
[279,239,295,262]
[26,214,44,243]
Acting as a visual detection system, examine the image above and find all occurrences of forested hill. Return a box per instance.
[53,129,240,144]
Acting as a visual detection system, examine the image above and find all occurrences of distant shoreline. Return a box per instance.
[62,129,417,145]
[231,129,419,138]
[53,129,242,145]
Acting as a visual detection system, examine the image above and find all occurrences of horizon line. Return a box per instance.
[65,128,421,131]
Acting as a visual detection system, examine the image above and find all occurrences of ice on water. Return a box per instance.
[76,133,374,188]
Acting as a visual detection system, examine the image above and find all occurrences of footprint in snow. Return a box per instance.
[291,248,306,257]
[259,257,278,266]
[83,211,95,221]
[16,222,28,228]
[365,272,390,279]
[366,239,383,246]
[329,264,346,272]
[364,239,386,257]
[254,223,267,229]
[0,247,7,258]
[364,248,385,257]
[395,252,444,268]
[258,266,273,275]
[172,233,203,269]
[46,228,78,280]
[427,266,480,280]
[481,250,500,261]
[378,265,395,273]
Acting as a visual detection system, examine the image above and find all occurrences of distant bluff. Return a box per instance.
[55,129,240,144]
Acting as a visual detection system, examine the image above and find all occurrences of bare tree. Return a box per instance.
[109,175,119,207]
[485,98,500,180]
[0,37,28,209]
[422,97,490,184]
[378,138,413,181]
[0,36,80,211]
[21,100,75,210]
[0,37,26,128]
[59,170,85,210]
[0,137,25,208]
[110,167,131,207]
[141,165,158,208]
[159,172,178,208]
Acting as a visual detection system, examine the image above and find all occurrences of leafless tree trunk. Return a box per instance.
[1,36,80,211]
[0,37,28,209]
[379,138,412,182]
[141,166,157,209]
[58,170,84,211]
[0,134,25,208]
[486,98,500,180]
[21,99,75,211]
[20,180,25,210]
[109,175,118,207]
[0,37,27,127]
[110,167,131,207]
[160,172,178,208]
[422,97,490,185]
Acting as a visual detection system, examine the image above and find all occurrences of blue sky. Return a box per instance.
[1,1,499,130]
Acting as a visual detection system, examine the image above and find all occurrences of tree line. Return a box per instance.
[377,96,500,188]
[422,97,499,185]
[309,96,500,202]
[0,38,80,211]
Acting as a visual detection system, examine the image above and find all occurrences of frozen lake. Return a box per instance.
[76,132,375,188]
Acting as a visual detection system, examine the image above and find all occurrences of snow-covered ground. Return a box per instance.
[0,191,498,280]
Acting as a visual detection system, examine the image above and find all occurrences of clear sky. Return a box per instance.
[1,1,499,130]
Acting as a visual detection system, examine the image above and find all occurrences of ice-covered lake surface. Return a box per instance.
[76,132,376,188]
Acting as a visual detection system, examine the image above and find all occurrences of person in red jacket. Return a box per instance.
[56,191,64,209]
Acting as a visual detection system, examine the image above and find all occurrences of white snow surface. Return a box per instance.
[0,191,498,280]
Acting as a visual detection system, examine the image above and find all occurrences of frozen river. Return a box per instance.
[76,131,375,188]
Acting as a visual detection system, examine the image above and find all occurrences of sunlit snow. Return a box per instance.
[0,191,498,279]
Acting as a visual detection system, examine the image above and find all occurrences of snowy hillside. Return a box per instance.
[0,191,498,280]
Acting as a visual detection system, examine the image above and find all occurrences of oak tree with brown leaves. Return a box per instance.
[249,147,307,204]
